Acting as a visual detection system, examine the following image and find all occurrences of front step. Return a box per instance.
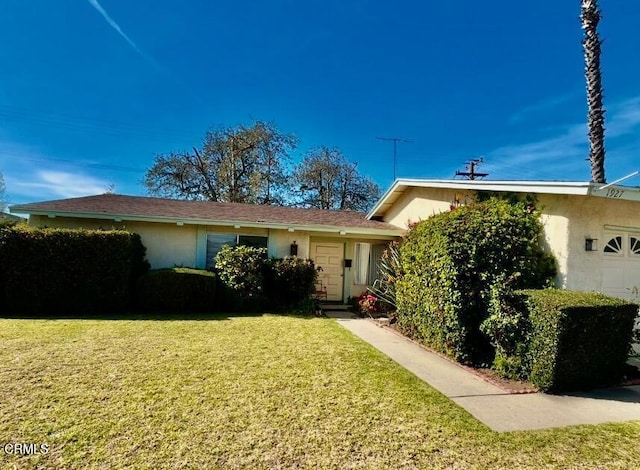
[324,310,359,319]
[320,304,358,319]
[319,304,350,311]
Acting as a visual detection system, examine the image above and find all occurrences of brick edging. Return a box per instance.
[365,317,539,395]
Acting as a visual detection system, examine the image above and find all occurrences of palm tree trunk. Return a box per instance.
[581,0,606,183]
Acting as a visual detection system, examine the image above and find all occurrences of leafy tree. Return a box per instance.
[293,146,381,211]
[581,0,606,183]
[144,121,297,204]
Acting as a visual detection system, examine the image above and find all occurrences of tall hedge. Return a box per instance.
[395,197,556,364]
[264,257,318,308]
[523,289,637,392]
[0,226,149,315]
[136,268,217,314]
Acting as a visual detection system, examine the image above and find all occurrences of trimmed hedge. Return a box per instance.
[136,268,217,314]
[264,257,318,308]
[0,226,149,315]
[523,289,637,392]
[395,197,556,364]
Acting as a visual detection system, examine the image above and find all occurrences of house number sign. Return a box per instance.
[605,188,625,198]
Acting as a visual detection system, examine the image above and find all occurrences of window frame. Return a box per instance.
[206,233,269,269]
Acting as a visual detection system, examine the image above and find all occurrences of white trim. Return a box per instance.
[16,209,404,237]
[195,226,207,269]
[367,179,594,219]
[604,224,640,234]
[589,184,640,202]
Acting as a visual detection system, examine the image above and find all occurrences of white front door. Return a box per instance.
[311,242,344,301]
[601,232,640,299]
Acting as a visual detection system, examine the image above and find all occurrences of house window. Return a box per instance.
[353,243,388,285]
[206,234,268,269]
[354,243,371,285]
[369,244,386,284]
[238,235,268,250]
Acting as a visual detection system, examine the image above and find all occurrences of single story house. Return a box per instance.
[367,179,640,301]
[10,178,640,302]
[10,194,404,302]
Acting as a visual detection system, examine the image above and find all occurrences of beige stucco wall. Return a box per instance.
[27,216,394,299]
[268,229,311,259]
[560,194,640,294]
[381,187,640,296]
[382,188,573,289]
[384,187,475,228]
[29,215,198,269]
[535,194,570,289]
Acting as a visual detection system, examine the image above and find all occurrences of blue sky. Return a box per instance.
[2,1,640,205]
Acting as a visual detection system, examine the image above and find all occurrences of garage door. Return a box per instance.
[601,232,640,299]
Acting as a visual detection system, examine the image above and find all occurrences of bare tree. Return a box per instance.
[144,121,297,204]
[293,147,381,211]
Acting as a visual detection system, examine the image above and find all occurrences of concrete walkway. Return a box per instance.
[326,311,640,432]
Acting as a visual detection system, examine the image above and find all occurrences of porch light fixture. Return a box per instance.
[288,227,295,232]
[585,238,598,251]
[234,224,241,229]
[339,230,346,235]
[114,218,122,222]
[176,221,184,226]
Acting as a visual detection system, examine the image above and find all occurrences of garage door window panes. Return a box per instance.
[206,234,268,269]
[604,236,623,254]
[602,232,640,299]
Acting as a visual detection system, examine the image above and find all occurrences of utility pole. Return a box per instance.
[376,136,411,181]
[455,157,489,180]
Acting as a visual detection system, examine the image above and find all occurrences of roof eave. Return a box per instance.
[367,179,594,219]
[13,209,404,237]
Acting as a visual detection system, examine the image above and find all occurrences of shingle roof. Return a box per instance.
[11,194,401,233]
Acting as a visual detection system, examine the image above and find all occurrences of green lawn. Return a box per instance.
[1,314,639,469]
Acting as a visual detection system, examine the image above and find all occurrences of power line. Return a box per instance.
[375,136,412,180]
[455,157,489,180]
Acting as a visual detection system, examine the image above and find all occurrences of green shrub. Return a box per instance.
[480,281,532,380]
[214,247,320,312]
[0,226,149,315]
[395,197,556,364]
[214,245,268,311]
[136,268,217,314]
[522,289,637,392]
[265,257,318,308]
[215,245,267,296]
